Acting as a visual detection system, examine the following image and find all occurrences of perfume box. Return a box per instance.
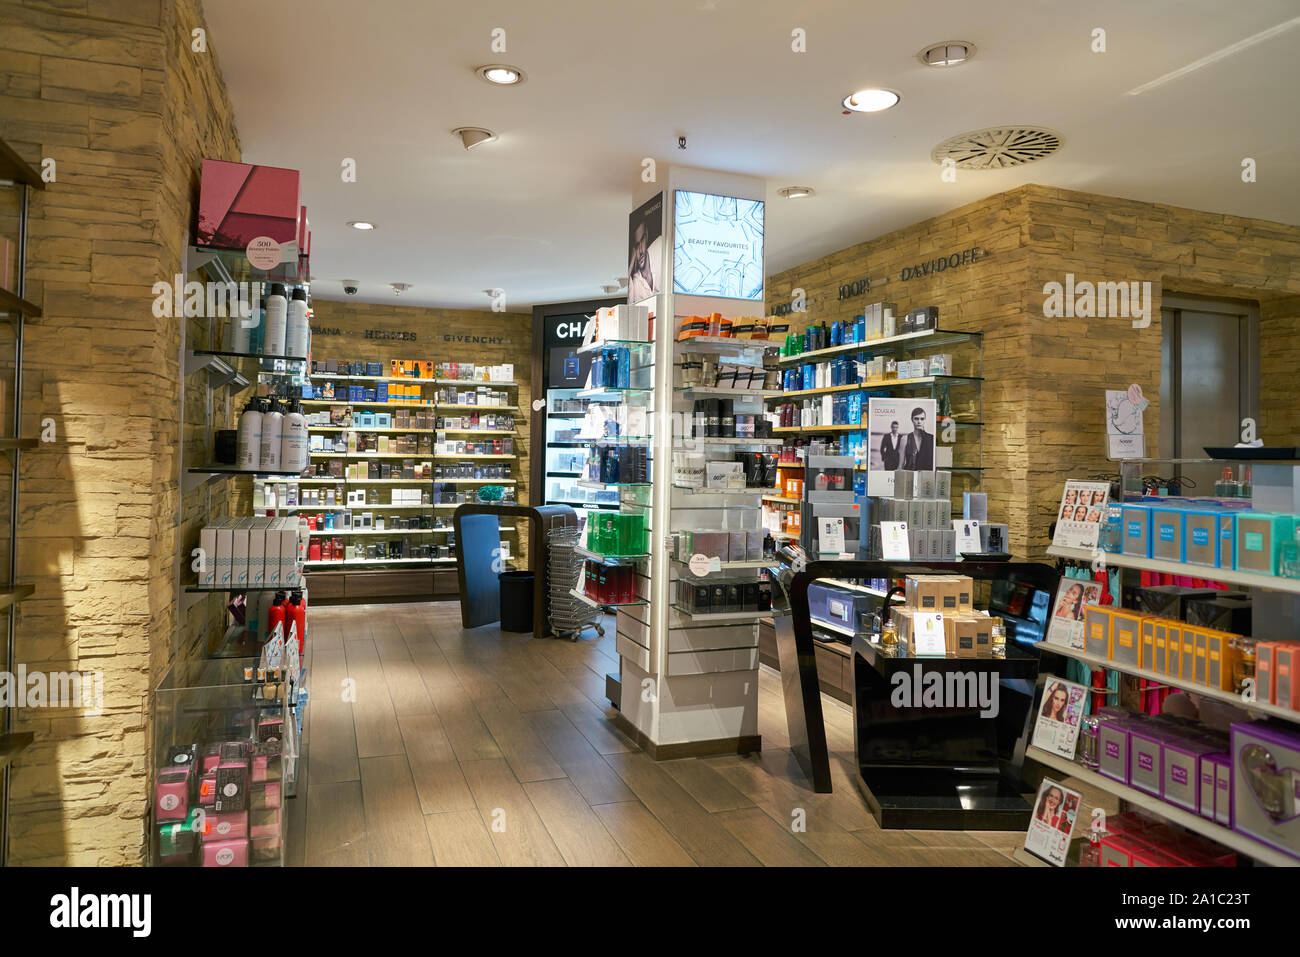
[1163,736,1220,813]
[1128,728,1163,797]
[1184,510,1223,567]
[1276,644,1300,710]
[1121,505,1152,558]
[1214,753,1233,827]
[1186,595,1252,635]
[201,838,249,868]
[1110,610,1143,668]
[155,769,191,821]
[1150,507,1185,562]
[1084,604,1112,659]
[196,159,301,250]
[201,810,248,844]
[1137,585,1218,620]
[1179,626,1197,681]
[1139,619,1161,671]
[1198,753,1222,822]
[1098,716,1132,784]
[1235,513,1295,575]
[1230,721,1300,859]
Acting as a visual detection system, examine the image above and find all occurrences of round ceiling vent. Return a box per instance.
[930,126,1063,170]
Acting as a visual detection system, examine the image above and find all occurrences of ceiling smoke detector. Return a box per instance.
[390,283,412,296]
[452,127,497,151]
[917,41,975,67]
[930,126,1063,170]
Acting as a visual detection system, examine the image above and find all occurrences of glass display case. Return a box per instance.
[151,656,295,867]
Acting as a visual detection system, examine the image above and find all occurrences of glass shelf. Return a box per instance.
[573,546,650,565]
[188,243,309,285]
[577,338,655,356]
[775,327,982,366]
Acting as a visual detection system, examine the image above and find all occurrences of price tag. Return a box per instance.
[881,521,910,560]
[688,553,716,576]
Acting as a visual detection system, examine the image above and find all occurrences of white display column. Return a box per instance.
[616,166,769,757]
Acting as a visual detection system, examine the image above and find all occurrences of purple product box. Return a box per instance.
[1128,727,1163,797]
[1201,752,1231,826]
[1098,717,1133,784]
[1231,722,1300,859]
[1215,755,1233,827]
[1162,735,1221,813]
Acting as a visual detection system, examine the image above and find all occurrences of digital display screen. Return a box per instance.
[672,190,764,301]
[544,313,591,389]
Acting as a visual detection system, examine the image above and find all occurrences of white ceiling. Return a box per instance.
[203,0,1300,310]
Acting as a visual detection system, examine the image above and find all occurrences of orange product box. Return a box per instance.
[1203,630,1238,692]
[1276,644,1300,711]
[1109,609,1144,668]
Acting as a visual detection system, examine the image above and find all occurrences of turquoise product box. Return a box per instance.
[1150,507,1185,563]
[1121,504,1152,559]
[1235,512,1295,575]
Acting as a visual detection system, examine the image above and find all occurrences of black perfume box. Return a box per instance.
[1136,585,1220,620]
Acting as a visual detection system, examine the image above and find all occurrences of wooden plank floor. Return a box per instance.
[296,602,1025,866]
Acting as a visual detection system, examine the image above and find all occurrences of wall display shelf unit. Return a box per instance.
[291,363,522,603]
[0,135,44,865]
[765,325,984,489]
[1029,457,1300,866]
[1025,745,1298,869]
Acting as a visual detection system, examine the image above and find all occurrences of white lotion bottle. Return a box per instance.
[263,282,288,356]
[260,398,284,471]
[280,400,309,474]
[237,397,264,471]
[286,286,309,358]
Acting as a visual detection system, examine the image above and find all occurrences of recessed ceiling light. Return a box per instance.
[917,41,975,67]
[452,127,497,150]
[779,186,815,199]
[842,89,900,112]
[347,221,376,230]
[476,64,526,85]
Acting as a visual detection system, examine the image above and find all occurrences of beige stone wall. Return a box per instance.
[766,189,1035,550]
[307,300,534,561]
[1024,185,1300,556]
[1,0,239,865]
[767,184,1300,561]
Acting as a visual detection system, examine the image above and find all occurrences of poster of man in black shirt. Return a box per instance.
[867,397,936,496]
[879,420,902,471]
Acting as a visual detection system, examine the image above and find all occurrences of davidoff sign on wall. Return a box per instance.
[832,246,986,302]
[899,245,984,281]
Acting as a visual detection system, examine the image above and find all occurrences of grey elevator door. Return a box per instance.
[1160,303,1258,494]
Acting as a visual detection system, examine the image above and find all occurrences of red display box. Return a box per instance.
[196,158,301,251]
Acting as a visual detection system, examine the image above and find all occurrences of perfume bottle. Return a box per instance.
[883,358,898,380]
[880,619,898,650]
[1281,543,1300,580]
[1079,715,1100,768]
[1078,832,1101,867]
[1099,504,1123,552]
[990,619,1006,658]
